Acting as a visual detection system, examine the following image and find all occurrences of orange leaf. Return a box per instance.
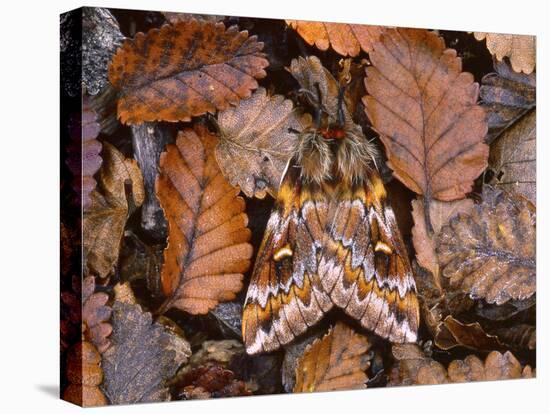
[363,29,489,204]
[156,125,253,314]
[474,33,536,75]
[286,20,384,56]
[109,20,269,124]
[294,322,370,392]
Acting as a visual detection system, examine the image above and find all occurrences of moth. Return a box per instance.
[242,57,419,354]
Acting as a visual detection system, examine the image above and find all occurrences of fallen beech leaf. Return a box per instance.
[84,142,144,277]
[108,20,269,124]
[489,109,535,204]
[437,188,535,305]
[82,276,112,353]
[480,60,536,143]
[102,296,191,404]
[412,198,474,280]
[156,125,253,314]
[294,322,371,392]
[286,20,384,56]
[390,344,533,385]
[474,33,536,74]
[63,341,107,407]
[363,28,489,226]
[216,87,305,198]
[434,315,504,352]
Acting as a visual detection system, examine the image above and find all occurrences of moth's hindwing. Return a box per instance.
[242,166,333,354]
[320,170,419,343]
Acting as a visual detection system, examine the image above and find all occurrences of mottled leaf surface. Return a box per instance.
[474,33,536,74]
[216,87,305,198]
[109,20,269,124]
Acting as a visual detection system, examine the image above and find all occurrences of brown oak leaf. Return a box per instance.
[480,59,536,143]
[474,33,536,74]
[294,322,371,393]
[437,188,535,305]
[286,20,384,56]
[108,20,269,124]
[63,341,107,407]
[102,286,191,405]
[83,142,144,278]
[156,125,253,314]
[363,28,488,228]
[216,87,306,198]
[489,109,535,205]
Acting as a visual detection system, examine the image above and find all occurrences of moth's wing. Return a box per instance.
[242,167,333,354]
[319,171,419,343]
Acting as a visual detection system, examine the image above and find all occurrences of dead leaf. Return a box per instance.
[286,20,384,56]
[448,351,534,382]
[176,365,252,400]
[84,142,144,277]
[412,198,474,280]
[156,125,253,314]
[63,341,107,407]
[474,33,535,74]
[390,344,533,385]
[82,276,112,353]
[363,28,488,228]
[102,291,191,404]
[493,324,536,351]
[489,109,535,205]
[437,188,535,305]
[434,315,504,352]
[294,322,371,392]
[216,87,305,198]
[480,59,536,143]
[108,20,269,124]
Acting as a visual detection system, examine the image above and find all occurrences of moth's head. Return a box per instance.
[294,121,378,186]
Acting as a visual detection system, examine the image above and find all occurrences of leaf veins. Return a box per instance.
[108,20,269,124]
[294,322,371,392]
[363,28,489,224]
[156,125,253,315]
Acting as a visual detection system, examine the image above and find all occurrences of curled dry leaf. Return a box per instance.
[294,322,371,393]
[434,315,504,352]
[437,188,535,305]
[411,198,474,280]
[108,20,269,124]
[84,142,144,277]
[63,341,107,407]
[286,20,384,56]
[480,60,536,143]
[82,276,112,353]
[177,365,252,400]
[474,32,536,74]
[216,87,305,198]
[489,109,535,205]
[102,292,191,405]
[156,125,253,314]
[390,344,533,385]
[363,28,488,227]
